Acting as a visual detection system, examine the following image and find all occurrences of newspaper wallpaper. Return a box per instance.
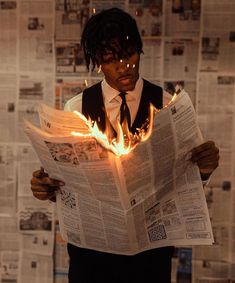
[0,0,235,282]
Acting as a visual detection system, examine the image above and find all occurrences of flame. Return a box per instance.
[71,94,177,157]
[71,117,132,157]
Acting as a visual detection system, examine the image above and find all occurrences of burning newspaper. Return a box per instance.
[24,90,214,255]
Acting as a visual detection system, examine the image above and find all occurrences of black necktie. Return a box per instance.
[119,92,131,129]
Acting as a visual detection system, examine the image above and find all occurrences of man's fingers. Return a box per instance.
[191,141,219,162]
[32,191,56,201]
[31,184,60,193]
[191,141,218,153]
[192,148,220,161]
[192,151,220,163]
[33,167,49,178]
[189,140,220,178]
[197,159,219,170]
[31,176,64,187]
[192,140,215,153]
[31,168,64,202]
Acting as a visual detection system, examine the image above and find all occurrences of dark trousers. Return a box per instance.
[67,244,174,283]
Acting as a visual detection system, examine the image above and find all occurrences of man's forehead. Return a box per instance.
[102,43,136,57]
[102,39,122,53]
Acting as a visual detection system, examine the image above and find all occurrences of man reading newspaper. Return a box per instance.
[30,8,219,283]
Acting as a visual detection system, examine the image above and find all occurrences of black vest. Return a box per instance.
[82,79,163,134]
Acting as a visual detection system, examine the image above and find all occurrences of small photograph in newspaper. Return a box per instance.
[55,41,88,75]
[18,197,54,232]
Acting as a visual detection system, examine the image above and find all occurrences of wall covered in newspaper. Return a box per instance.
[0,0,234,282]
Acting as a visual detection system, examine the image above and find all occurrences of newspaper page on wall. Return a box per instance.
[24,90,214,255]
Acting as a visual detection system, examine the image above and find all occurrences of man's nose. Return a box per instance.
[116,59,130,73]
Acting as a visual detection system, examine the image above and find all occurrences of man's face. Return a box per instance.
[100,51,140,92]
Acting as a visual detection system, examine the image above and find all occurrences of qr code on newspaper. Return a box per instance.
[148,224,167,242]
[60,189,76,209]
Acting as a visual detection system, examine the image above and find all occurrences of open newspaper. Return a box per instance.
[24,90,214,255]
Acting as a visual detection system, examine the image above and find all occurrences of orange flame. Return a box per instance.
[71,94,177,157]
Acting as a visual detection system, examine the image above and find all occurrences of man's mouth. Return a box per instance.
[118,75,133,82]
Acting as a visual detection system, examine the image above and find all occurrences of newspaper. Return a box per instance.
[196,73,235,188]
[18,251,53,283]
[0,73,17,142]
[16,73,54,143]
[24,90,214,255]
[0,251,19,283]
[128,0,163,37]
[0,143,17,215]
[165,0,201,37]
[0,1,17,73]
[139,39,162,80]
[200,1,235,73]
[164,38,199,80]
[19,0,54,73]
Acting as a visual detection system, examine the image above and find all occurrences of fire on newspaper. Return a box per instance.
[24,89,214,255]
[71,95,176,157]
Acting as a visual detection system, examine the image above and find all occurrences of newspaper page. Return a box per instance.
[55,41,88,76]
[200,0,235,73]
[192,259,230,283]
[200,35,235,73]
[164,38,199,80]
[55,78,88,110]
[92,0,126,13]
[193,187,231,262]
[0,143,17,215]
[24,91,213,255]
[197,73,235,115]
[17,144,41,197]
[164,80,197,108]
[165,0,201,37]
[196,73,235,188]
[18,251,53,283]
[192,188,235,283]
[140,38,162,80]
[128,0,163,37]
[0,251,19,283]
[16,73,54,142]
[0,1,17,73]
[0,216,19,251]
[20,232,54,257]
[55,0,90,40]
[197,113,234,188]
[18,196,54,234]
[0,73,17,142]
[19,0,54,73]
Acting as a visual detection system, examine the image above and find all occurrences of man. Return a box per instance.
[31,8,219,283]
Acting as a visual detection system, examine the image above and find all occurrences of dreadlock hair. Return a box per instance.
[81,7,143,71]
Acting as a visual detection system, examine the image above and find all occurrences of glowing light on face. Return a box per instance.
[126,35,129,40]
[118,60,135,69]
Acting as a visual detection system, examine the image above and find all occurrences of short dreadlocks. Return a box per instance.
[81,8,143,71]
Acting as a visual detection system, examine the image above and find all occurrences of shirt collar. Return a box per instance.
[101,77,143,104]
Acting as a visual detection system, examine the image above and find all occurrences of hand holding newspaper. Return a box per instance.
[24,90,214,255]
